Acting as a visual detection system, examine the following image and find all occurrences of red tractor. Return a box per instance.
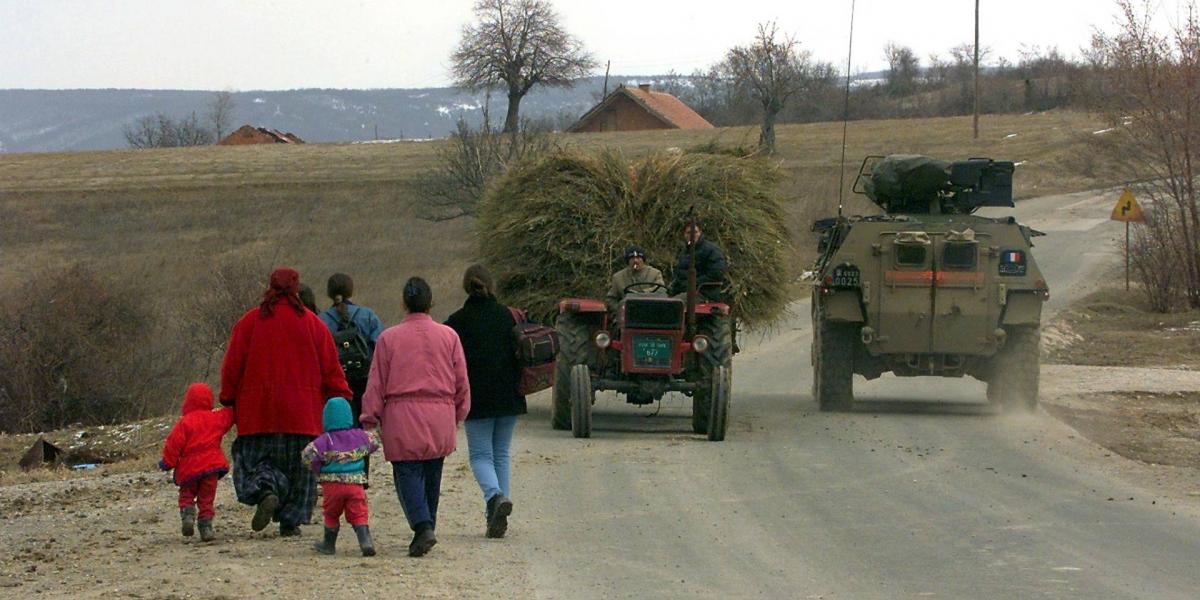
[552,279,734,441]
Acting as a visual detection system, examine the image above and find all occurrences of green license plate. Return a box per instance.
[632,335,672,368]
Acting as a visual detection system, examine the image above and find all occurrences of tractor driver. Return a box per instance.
[670,221,728,302]
[605,245,666,311]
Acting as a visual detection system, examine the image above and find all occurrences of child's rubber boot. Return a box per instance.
[313,527,338,555]
[198,519,215,542]
[180,507,196,537]
[353,524,376,557]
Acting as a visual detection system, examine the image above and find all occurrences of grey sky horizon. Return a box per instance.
[0,0,1180,91]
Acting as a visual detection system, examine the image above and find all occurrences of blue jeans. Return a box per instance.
[464,416,518,506]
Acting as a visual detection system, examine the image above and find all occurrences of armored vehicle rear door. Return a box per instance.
[931,230,999,354]
[876,231,934,353]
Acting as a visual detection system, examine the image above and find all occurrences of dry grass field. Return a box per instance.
[0,109,1121,456]
[0,110,1108,326]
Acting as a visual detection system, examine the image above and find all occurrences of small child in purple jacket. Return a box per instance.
[301,397,380,556]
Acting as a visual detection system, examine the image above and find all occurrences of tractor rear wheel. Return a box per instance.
[706,365,731,441]
[570,364,593,438]
[692,315,733,434]
[986,326,1041,412]
[814,313,855,412]
[553,312,593,430]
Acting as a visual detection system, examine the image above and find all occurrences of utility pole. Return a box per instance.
[602,60,611,97]
[973,0,980,140]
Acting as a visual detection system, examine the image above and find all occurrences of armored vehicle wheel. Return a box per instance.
[570,364,593,438]
[987,326,1040,411]
[814,317,855,412]
[706,365,731,441]
[553,312,592,430]
[693,316,734,434]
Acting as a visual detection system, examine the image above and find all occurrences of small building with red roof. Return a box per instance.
[217,125,305,146]
[567,84,714,133]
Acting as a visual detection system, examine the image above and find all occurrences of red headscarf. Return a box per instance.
[259,267,305,316]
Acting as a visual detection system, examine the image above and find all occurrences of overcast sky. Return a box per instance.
[0,0,1184,90]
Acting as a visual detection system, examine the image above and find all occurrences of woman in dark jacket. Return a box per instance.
[445,264,526,539]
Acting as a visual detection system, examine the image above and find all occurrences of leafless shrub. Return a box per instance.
[418,110,557,221]
[1130,199,1186,312]
[1089,0,1200,310]
[180,255,268,379]
[0,265,188,433]
[123,111,214,149]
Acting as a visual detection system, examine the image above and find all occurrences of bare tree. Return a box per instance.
[207,91,236,142]
[1089,0,1200,309]
[175,111,214,146]
[123,112,213,149]
[948,43,977,113]
[123,115,168,149]
[723,22,812,154]
[926,53,950,86]
[884,42,920,97]
[451,0,596,133]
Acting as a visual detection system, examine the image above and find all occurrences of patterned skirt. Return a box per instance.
[231,433,317,527]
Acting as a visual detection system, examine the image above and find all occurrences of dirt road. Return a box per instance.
[3,190,1199,599]
[515,190,1200,599]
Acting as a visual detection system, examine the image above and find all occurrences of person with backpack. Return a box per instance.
[319,273,383,422]
[445,265,527,539]
[319,273,383,484]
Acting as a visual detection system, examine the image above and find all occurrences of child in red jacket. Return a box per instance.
[160,383,235,542]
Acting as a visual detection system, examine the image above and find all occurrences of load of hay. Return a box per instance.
[477,148,790,328]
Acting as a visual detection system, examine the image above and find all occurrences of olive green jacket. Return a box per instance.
[606,265,665,310]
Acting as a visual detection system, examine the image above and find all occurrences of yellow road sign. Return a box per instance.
[1111,189,1145,222]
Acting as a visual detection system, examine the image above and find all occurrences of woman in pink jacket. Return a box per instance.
[360,277,470,557]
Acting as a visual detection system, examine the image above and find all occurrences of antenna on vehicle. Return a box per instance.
[836,0,857,219]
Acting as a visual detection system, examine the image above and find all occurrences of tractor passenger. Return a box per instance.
[606,245,666,311]
[670,222,728,302]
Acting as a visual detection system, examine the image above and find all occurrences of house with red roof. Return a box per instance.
[567,84,714,133]
[217,125,305,146]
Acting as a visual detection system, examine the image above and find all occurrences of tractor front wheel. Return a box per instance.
[553,312,593,430]
[570,364,593,438]
[692,316,734,434]
[707,365,731,441]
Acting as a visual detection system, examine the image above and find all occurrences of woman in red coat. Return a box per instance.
[220,267,351,536]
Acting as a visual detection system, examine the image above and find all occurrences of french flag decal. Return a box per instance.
[999,249,1027,276]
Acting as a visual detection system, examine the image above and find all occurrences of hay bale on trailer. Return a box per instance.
[477,148,790,328]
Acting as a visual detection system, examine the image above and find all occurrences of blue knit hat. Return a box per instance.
[322,397,354,432]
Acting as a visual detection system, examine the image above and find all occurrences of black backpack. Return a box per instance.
[332,307,372,384]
